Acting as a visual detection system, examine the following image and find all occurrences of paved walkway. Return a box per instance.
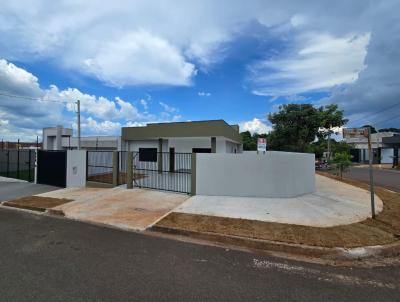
[37,187,189,231]
[174,175,383,227]
[0,179,58,202]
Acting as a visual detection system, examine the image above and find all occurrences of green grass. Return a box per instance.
[0,169,34,181]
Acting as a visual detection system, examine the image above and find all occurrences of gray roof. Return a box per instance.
[122,120,241,143]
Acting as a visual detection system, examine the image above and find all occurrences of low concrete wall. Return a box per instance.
[66,150,87,188]
[195,151,315,198]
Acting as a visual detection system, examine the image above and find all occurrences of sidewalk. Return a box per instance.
[173,175,382,227]
[153,175,400,253]
[38,187,190,231]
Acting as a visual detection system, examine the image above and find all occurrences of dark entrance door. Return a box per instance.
[169,148,175,172]
[37,150,67,187]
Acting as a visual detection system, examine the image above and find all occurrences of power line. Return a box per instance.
[373,113,400,126]
[348,101,400,125]
[0,91,74,104]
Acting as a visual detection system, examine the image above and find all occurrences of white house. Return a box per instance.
[121,120,243,154]
[344,131,399,164]
[42,126,121,151]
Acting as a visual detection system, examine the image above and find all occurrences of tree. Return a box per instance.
[240,131,268,150]
[330,152,352,179]
[361,125,377,134]
[318,104,348,139]
[309,139,352,160]
[267,104,347,152]
[379,127,400,133]
[241,131,256,150]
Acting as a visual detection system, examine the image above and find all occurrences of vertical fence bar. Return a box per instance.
[6,150,9,177]
[112,151,119,187]
[17,149,20,179]
[28,149,32,181]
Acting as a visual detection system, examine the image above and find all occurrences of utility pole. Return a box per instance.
[76,100,81,150]
[367,127,376,219]
[327,132,331,161]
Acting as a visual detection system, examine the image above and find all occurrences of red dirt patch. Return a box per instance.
[3,196,72,212]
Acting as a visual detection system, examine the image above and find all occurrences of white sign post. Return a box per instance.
[257,138,267,154]
[343,127,375,218]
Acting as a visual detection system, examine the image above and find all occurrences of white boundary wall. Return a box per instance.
[66,150,87,187]
[195,151,315,198]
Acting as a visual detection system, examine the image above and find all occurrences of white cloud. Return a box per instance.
[82,30,196,86]
[250,32,370,97]
[159,101,178,113]
[43,86,146,122]
[139,99,148,111]
[284,95,309,102]
[0,59,162,139]
[239,118,271,134]
[198,91,211,97]
[82,117,121,135]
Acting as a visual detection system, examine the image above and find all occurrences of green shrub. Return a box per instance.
[329,152,352,179]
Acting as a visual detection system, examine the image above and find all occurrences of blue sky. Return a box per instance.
[0,0,399,140]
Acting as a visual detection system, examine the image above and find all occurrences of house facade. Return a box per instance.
[121,120,242,154]
[43,126,121,151]
[344,131,399,166]
[43,120,243,154]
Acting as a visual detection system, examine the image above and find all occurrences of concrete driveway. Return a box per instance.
[37,187,190,231]
[174,174,383,227]
[0,178,58,202]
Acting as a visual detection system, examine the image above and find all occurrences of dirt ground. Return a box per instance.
[156,173,400,248]
[3,196,72,212]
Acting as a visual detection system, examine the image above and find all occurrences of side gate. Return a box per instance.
[37,150,67,187]
[132,151,191,194]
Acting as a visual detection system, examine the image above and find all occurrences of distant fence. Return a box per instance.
[0,149,35,181]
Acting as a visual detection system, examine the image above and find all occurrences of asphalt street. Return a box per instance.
[0,181,59,202]
[344,167,400,192]
[0,208,399,302]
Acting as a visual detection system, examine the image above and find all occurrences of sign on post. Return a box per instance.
[257,138,267,153]
[342,128,368,139]
[342,127,376,218]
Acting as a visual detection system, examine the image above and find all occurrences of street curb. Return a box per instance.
[150,225,400,265]
[1,201,46,212]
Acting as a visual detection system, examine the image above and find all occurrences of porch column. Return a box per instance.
[112,151,119,187]
[211,137,216,153]
[158,138,163,173]
[126,151,133,189]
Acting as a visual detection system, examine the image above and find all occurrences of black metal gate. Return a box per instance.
[132,151,191,194]
[37,150,67,187]
[0,149,35,182]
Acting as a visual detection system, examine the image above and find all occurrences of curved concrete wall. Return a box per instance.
[195,151,315,198]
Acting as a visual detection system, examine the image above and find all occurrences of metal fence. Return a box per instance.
[133,151,192,194]
[86,150,192,193]
[0,149,35,181]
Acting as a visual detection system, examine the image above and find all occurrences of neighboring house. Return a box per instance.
[121,120,242,154]
[344,131,399,165]
[382,135,400,167]
[43,126,121,151]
